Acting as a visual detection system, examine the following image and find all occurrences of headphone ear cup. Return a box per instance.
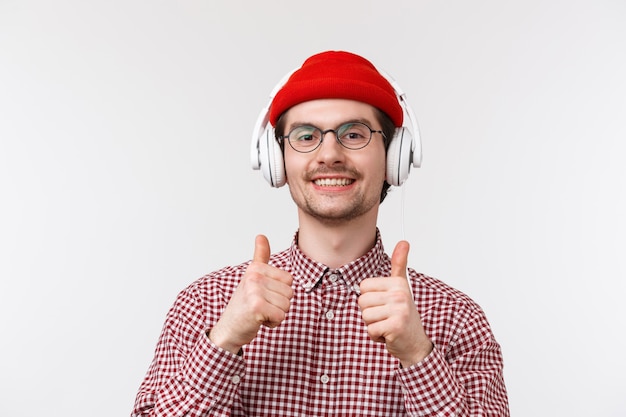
[258,126,286,187]
[386,127,414,186]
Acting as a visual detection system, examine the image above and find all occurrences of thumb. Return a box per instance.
[390,240,410,278]
[253,234,271,264]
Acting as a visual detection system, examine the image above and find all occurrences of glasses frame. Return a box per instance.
[278,121,385,153]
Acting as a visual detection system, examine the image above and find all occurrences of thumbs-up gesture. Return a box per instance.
[208,235,294,355]
[358,241,433,367]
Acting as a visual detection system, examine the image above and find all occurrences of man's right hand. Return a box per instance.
[208,235,294,355]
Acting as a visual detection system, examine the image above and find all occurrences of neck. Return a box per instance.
[296,210,379,269]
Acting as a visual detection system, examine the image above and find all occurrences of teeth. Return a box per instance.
[314,178,354,187]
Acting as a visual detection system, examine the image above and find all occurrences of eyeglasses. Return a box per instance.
[278,122,385,153]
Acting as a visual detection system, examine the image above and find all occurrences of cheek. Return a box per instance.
[283,151,304,181]
[354,153,386,186]
[370,151,388,181]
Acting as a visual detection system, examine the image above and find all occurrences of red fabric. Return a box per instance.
[132,231,509,416]
[269,51,404,127]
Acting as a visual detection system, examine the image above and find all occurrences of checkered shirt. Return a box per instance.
[132,231,509,416]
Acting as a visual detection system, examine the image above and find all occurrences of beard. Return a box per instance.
[288,167,383,226]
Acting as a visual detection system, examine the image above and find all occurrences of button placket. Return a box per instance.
[316,269,343,397]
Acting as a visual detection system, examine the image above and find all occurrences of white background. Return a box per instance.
[1,1,625,416]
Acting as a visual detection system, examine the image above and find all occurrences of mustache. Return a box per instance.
[304,167,360,180]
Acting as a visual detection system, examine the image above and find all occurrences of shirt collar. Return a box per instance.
[288,229,389,293]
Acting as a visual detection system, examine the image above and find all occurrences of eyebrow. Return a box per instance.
[287,117,376,131]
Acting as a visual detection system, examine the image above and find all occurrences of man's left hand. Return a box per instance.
[358,241,433,368]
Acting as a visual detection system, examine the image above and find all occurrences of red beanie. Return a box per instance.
[269,51,403,127]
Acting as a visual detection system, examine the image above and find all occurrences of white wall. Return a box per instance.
[1,1,624,415]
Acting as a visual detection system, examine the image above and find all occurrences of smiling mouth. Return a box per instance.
[314,178,355,187]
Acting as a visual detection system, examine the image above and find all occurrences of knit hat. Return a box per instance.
[269,51,403,127]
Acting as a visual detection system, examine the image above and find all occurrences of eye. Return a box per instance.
[339,123,370,141]
[291,126,319,142]
[345,131,366,139]
[297,134,315,142]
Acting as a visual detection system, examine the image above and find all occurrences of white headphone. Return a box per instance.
[250,68,422,188]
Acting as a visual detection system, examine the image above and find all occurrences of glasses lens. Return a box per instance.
[288,126,321,152]
[337,123,372,149]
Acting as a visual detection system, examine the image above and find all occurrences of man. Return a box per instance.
[132,51,509,416]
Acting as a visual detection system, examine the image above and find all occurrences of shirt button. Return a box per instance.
[325,310,335,320]
[329,273,338,283]
[320,374,330,384]
[231,375,241,384]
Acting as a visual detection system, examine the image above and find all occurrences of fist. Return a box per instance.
[358,241,432,367]
[208,235,293,354]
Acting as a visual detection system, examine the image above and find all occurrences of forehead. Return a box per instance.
[282,99,379,128]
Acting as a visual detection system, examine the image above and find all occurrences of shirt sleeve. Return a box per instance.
[131,286,245,417]
[395,303,509,417]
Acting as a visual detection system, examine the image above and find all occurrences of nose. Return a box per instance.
[316,130,345,165]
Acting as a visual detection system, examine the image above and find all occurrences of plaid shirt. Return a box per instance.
[132,232,509,416]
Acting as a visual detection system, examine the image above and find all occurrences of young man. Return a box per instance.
[132,51,509,416]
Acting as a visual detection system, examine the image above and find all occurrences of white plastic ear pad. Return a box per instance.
[386,127,414,186]
[251,100,287,188]
[258,125,286,187]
